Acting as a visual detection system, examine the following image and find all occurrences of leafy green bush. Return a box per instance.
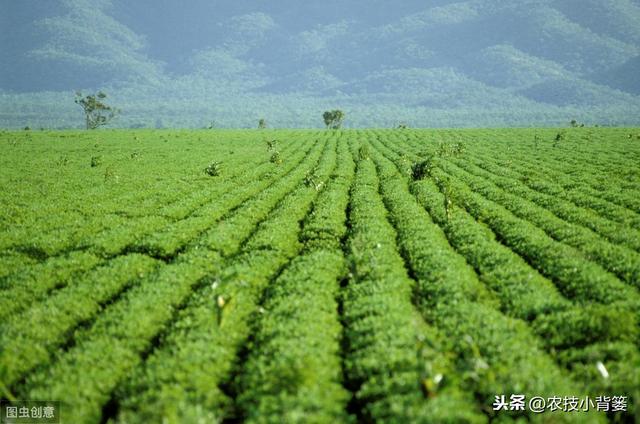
[204,161,221,176]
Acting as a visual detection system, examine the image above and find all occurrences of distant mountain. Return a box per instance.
[1,0,639,128]
[591,56,640,95]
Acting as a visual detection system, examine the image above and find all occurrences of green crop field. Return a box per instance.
[1,128,639,423]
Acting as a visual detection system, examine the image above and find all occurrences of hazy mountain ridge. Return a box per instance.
[1,0,639,127]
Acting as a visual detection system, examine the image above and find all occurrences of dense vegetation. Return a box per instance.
[2,0,640,128]
[1,128,639,423]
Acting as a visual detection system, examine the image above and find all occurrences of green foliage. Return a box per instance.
[103,165,118,182]
[75,91,120,129]
[269,150,282,165]
[411,157,436,180]
[554,130,567,146]
[265,138,277,151]
[570,119,585,127]
[357,144,369,160]
[204,161,221,176]
[1,128,638,423]
[303,167,323,191]
[56,155,69,166]
[258,118,266,129]
[436,141,465,157]
[322,109,345,129]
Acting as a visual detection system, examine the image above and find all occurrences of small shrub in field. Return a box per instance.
[303,168,323,191]
[204,161,221,176]
[270,151,282,165]
[91,156,102,167]
[412,158,436,181]
[266,139,278,152]
[553,131,566,147]
[358,145,370,161]
[570,119,585,128]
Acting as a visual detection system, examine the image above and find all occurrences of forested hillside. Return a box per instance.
[1,0,639,127]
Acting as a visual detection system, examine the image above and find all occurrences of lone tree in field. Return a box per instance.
[258,118,267,129]
[75,91,119,129]
[322,110,345,129]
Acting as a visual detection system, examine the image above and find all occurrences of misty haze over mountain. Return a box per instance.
[1,0,639,128]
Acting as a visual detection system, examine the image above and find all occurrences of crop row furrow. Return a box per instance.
[234,135,354,422]
[423,179,633,311]
[379,133,640,307]
[0,252,37,280]
[0,136,304,316]
[0,251,103,319]
[340,137,485,423]
[153,140,299,220]
[0,254,160,390]
[111,136,337,423]
[365,133,603,423]
[17,249,222,423]
[235,251,349,422]
[132,139,314,259]
[401,130,640,215]
[370,135,571,320]
[458,135,640,214]
[10,138,331,423]
[0,137,303,260]
[370,135,640,413]
[465,150,640,232]
[437,159,640,287]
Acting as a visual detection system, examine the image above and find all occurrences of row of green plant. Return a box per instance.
[457,138,640,226]
[436,159,640,287]
[412,154,638,310]
[0,212,121,258]
[0,251,102,321]
[8,135,334,422]
[0,254,159,391]
[87,139,305,259]
[442,130,640,215]
[340,137,485,423]
[431,166,640,305]
[20,249,222,423]
[364,135,600,423]
[154,137,300,220]
[370,135,639,419]
[0,252,37,280]
[457,152,640,249]
[0,131,301,259]
[401,128,639,193]
[193,140,330,258]
[113,135,339,422]
[236,141,354,421]
[374,138,570,320]
[381,133,640,309]
[237,250,351,423]
[133,140,316,259]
